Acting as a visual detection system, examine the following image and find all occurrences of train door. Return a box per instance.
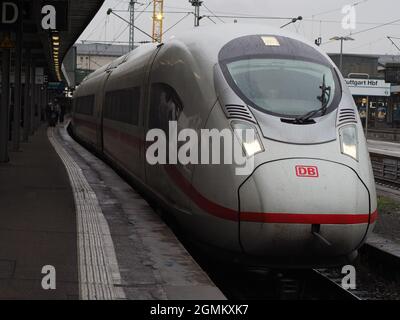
[142,45,164,182]
[145,87,185,207]
[95,71,112,151]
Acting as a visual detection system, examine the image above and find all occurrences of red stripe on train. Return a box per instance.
[73,117,97,131]
[73,122,377,226]
[164,165,238,221]
[103,125,142,149]
[241,210,378,224]
[165,165,378,225]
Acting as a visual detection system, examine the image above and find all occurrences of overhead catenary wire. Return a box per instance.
[163,12,193,35]
[80,0,397,56]
[387,36,400,53]
[309,0,371,45]
[96,0,154,50]
[163,5,284,18]
[87,13,134,57]
[133,0,154,21]
[107,9,158,42]
[204,16,217,24]
[321,17,400,46]
[199,15,296,21]
[346,18,400,37]
[308,0,370,19]
[112,10,191,14]
[82,0,126,42]
[303,19,400,27]
[202,3,225,23]
[347,36,387,50]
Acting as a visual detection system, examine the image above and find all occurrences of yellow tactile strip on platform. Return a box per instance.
[48,128,126,300]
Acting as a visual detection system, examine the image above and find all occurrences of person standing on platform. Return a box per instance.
[59,101,66,124]
[9,104,14,141]
[46,102,58,127]
[54,99,61,124]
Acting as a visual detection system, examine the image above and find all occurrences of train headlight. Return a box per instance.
[339,125,358,161]
[231,121,264,157]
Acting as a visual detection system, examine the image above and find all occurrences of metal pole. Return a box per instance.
[0,47,11,163]
[366,97,369,139]
[339,38,344,73]
[13,12,23,151]
[129,0,136,51]
[23,51,31,142]
[190,0,202,27]
[195,5,200,27]
[109,10,157,42]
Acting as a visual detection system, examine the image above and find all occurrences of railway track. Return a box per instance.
[370,152,400,187]
[312,269,361,300]
[175,236,370,300]
[188,263,361,300]
[312,265,396,301]
[185,248,400,300]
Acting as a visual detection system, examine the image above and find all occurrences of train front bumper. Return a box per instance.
[239,158,376,263]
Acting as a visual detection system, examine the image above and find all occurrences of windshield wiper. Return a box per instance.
[294,75,332,124]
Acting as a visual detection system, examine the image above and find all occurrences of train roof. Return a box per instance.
[163,23,331,64]
[77,23,334,89]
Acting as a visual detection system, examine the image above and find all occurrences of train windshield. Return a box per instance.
[225,58,339,118]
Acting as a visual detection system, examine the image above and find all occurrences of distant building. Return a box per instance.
[76,43,131,70]
[329,54,382,79]
[75,43,132,84]
[328,53,400,129]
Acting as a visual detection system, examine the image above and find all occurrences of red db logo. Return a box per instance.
[296,166,319,178]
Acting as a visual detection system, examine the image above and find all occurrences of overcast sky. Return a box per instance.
[78,0,400,55]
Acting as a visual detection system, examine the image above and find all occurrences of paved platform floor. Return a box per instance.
[0,124,224,300]
[0,126,79,299]
[368,140,400,157]
[55,126,224,300]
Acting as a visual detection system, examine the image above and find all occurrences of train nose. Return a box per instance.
[239,159,375,264]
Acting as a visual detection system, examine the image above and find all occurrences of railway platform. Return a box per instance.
[367,139,400,270]
[0,124,224,300]
[368,139,400,157]
[0,126,78,299]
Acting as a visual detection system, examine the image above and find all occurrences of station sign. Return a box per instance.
[48,82,65,91]
[0,0,69,31]
[35,67,45,85]
[0,33,15,48]
[0,1,21,29]
[345,78,391,97]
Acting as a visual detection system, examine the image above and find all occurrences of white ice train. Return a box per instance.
[70,24,377,267]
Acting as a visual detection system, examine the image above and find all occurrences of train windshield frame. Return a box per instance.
[222,57,342,119]
[218,35,342,119]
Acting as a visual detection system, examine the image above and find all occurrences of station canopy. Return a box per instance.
[0,0,105,82]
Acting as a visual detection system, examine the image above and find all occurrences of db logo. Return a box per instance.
[296,166,319,178]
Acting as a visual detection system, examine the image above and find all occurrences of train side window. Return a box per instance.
[75,95,95,116]
[104,87,141,125]
[149,83,184,131]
